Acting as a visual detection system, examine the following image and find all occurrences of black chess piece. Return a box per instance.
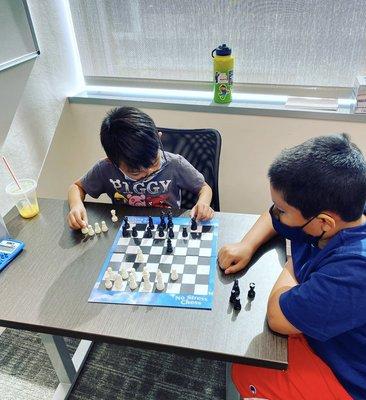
[167,218,173,229]
[232,279,240,297]
[160,216,166,229]
[191,217,197,231]
[122,226,129,237]
[132,226,138,237]
[144,227,152,238]
[247,282,256,300]
[229,290,237,304]
[233,298,242,311]
[123,216,130,229]
[148,216,154,230]
[158,225,164,237]
[168,227,174,239]
[166,238,173,254]
[182,227,188,238]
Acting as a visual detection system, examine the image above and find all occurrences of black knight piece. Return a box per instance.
[229,289,237,304]
[232,279,240,297]
[123,216,130,229]
[191,217,197,231]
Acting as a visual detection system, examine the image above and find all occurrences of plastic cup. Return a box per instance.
[5,179,40,219]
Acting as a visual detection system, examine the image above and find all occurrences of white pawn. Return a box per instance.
[136,249,145,263]
[129,272,138,290]
[101,221,108,232]
[120,266,129,280]
[130,267,137,280]
[105,278,112,290]
[142,266,150,279]
[87,224,95,236]
[142,271,152,291]
[156,269,165,291]
[114,274,123,290]
[170,268,178,281]
[111,209,118,223]
[81,225,89,234]
[94,222,101,234]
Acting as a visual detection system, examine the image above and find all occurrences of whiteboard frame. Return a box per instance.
[0,0,40,72]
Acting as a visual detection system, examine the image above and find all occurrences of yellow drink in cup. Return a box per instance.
[5,179,40,219]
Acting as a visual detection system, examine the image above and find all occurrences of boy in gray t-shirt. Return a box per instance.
[67,107,214,230]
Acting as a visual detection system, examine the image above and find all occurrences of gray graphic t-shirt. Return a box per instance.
[80,152,204,208]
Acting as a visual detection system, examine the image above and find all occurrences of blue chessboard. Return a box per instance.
[89,216,219,309]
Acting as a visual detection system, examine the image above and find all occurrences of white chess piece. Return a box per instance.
[130,267,137,280]
[136,249,145,263]
[129,272,138,290]
[170,268,178,281]
[156,269,165,291]
[105,278,113,290]
[87,224,95,236]
[120,266,129,280]
[142,271,152,291]
[81,225,89,234]
[142,266,150,279]
[111,209,118,223]
[101,221,108,232]
[114,274,123,290]
[94,222,101,234]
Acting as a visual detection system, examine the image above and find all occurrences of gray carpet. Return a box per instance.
[0,328,225,400]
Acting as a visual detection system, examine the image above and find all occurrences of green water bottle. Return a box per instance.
[212,44,234,104]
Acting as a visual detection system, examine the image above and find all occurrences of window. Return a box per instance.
[69,0,366,88]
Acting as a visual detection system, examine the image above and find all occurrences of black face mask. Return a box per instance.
[269,205,326,247]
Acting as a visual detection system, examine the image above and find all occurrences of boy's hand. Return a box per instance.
[68,203,88,230]
[218,242,254,274]
[191,202,214,221]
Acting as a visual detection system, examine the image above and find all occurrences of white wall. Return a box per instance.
[0,0,83,216]
[38,102,366,214]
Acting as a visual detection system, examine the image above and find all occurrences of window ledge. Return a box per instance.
[69,85,366,123]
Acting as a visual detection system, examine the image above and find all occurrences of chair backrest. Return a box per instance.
[159,128,221,211]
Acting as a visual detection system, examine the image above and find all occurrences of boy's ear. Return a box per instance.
[318,213,336,232]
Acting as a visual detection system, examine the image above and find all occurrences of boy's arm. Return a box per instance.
[67,180,88,229]
[267,258,301,335]
[191,183,214,221]
[218,210,277,274]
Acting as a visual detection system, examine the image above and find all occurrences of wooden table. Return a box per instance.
[0,199,287,399]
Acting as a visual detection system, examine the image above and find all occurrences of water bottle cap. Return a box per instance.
[213,44,232,56]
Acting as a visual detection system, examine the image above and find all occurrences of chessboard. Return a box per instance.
[88,215,219,309]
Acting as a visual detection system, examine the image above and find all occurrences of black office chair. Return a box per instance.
[159,128,221,211]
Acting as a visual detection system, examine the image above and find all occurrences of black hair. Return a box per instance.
[268,133,366,221]
[100,106,159,170]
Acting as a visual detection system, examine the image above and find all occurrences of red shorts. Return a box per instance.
[232,334,351,400]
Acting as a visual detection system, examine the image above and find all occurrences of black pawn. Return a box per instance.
[167,218,173,229]
[148,216,154,230]
[144,227,152,238]
[166,238,173,254]
[247,282,256,300]
[182,227,188,238]
[168,227,174,239]
[122,226,129,237]
[158,225,165,237]
[233,298,242,311]
[191,217,197,231]
[123,216,130,229]
[229,290,237,304]
[232,279,240,297]
[132,226,138,237]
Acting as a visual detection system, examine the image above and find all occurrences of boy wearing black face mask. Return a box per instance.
[219,133,366,400]
[67,107,214,230]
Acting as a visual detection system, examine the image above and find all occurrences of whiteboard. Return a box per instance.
[0,0,39,72]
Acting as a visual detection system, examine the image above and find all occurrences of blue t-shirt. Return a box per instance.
[280,223,366,399]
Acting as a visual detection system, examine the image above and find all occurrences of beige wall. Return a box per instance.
[39,102,366,214]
